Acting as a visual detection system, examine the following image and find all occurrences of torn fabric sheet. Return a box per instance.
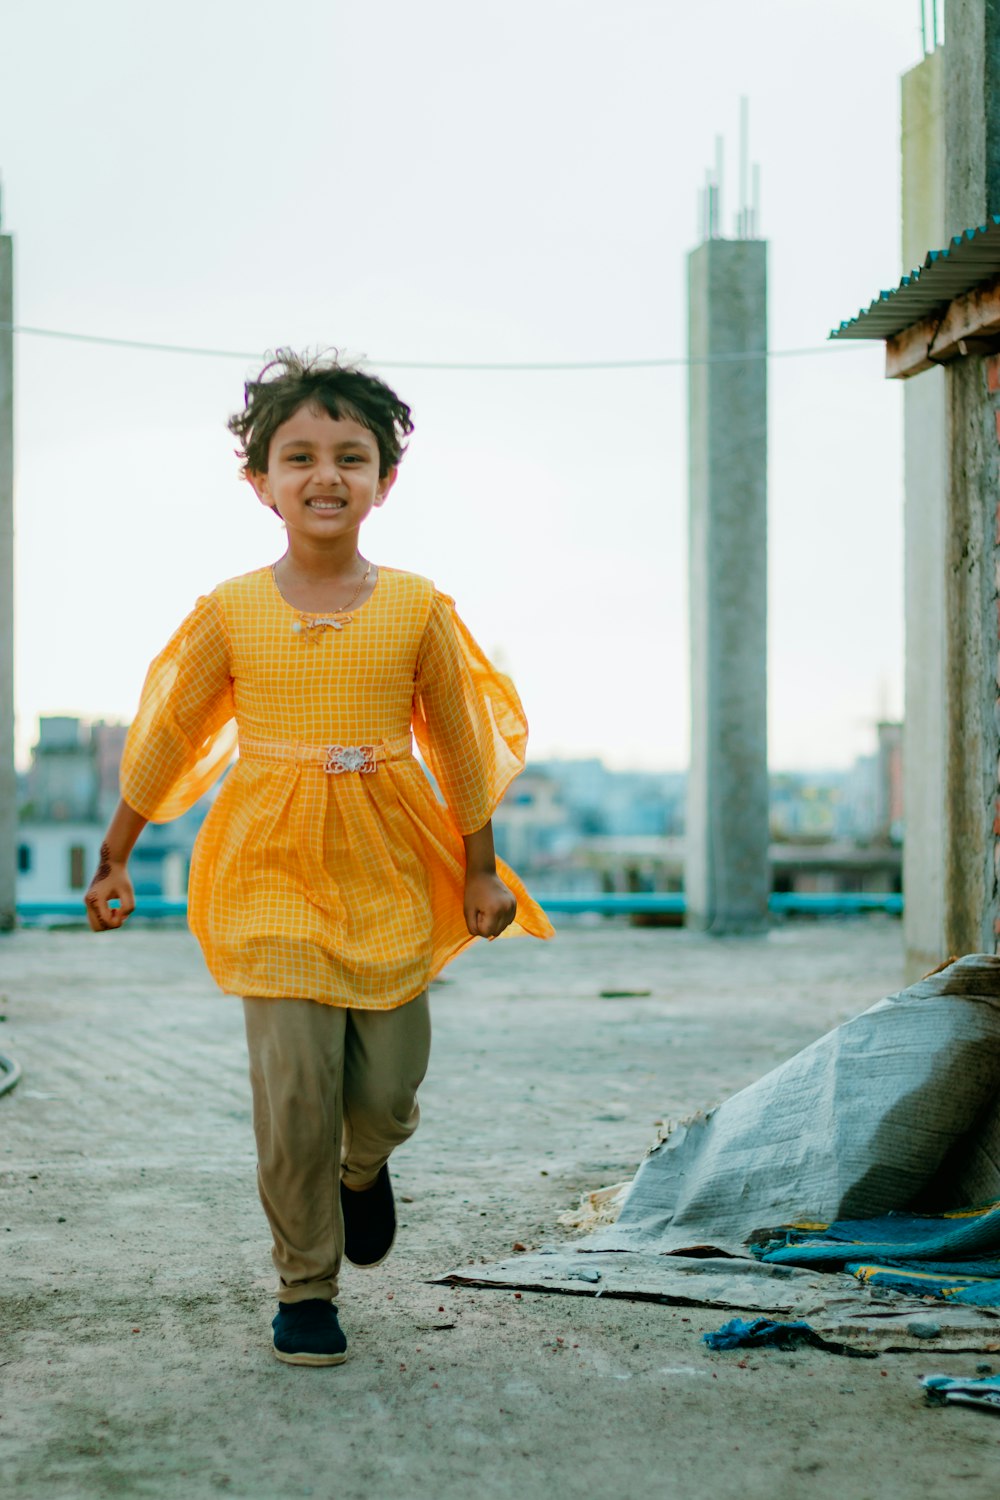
[755,1201,1000,1304]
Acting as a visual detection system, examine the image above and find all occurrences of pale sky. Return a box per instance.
[2,0,925,771]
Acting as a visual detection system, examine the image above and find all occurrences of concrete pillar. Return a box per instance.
[901,51,948,980]
[0,196,14,931]
[685,237,769,933]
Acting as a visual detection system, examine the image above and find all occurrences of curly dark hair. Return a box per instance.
[227,349,414,479]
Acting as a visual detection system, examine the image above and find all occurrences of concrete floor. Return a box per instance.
[3,917,999,1499]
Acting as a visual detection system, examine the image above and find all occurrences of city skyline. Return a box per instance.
[15,709,902,914]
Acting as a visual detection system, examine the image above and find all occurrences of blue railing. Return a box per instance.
[16,891,903,922]
[537,892,902,915]
[16,898,189,919]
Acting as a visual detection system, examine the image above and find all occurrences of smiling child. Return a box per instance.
[85,350,552,1366]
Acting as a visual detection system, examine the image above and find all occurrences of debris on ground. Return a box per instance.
[922,1373,1000,1411]
[557,1182,630,1232]
[702,1317,876,1358]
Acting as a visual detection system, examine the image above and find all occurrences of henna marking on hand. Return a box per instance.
[86,845,114,930]
[84,891,109,930]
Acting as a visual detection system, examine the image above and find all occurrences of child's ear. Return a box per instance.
[248,471,276,512]
[374,468,398,507]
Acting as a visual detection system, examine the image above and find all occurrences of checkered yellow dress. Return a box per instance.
[120,565,553,1007]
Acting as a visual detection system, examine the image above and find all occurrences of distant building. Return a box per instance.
[492,759,688,894]
[500,740,903,900]
[16,820,108,907]
[24,716,98,821]
[92,720,130,821]
[527,758,686,838]
[490,768,568,872]
[770,774,841,841]
[16,725,905,913]
[876,720,904,843]
[17,715,213,908]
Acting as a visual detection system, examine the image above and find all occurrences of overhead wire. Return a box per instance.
[0,321,872,370]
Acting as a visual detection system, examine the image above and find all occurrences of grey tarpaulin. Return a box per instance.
[590,954,1000,1257]
[441,956,1000,1330]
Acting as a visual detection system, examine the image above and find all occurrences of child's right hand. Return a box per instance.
[84,853,136,932]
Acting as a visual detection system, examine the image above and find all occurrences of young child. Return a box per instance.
[85,350,553,1367]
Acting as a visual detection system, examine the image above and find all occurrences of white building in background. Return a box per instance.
[17,715,208,909]
[16,820,105,906]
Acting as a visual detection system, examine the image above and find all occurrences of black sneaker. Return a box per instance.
[341,1164,397,1267]
[271,1299,348,1367]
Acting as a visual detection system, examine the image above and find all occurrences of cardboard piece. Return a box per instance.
[442,1251,839,1313]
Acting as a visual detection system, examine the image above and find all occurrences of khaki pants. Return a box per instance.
[243,992,431,1304]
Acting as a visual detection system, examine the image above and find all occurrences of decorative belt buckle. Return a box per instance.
[325,745,377,774]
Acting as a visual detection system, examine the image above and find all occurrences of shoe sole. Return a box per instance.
[272,1344,348,1367]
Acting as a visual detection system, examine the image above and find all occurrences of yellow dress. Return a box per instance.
[120,565,554,1007]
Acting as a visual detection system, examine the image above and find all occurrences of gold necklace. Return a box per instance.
[332,558,373,614]
[286,558,374,637]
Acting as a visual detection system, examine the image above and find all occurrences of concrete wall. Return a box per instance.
[942,0,1000,957]
[901,52,948,980]
[686,237,769,933]
[944,0,1000,233]
[902,50,945,272]
[902,5,1000,971]
[0,226,13,930]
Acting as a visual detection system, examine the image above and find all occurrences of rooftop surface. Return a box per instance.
[3,919,995,1499]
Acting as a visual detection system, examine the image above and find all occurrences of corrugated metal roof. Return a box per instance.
[831,216,1000,340]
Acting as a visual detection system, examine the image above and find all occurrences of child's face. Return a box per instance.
[250,403,396,544]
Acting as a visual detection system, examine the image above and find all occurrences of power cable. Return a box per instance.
[0,321,871,370]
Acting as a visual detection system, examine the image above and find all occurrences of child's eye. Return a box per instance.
[288,453,312,464]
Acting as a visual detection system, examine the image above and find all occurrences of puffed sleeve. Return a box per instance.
[412,591,527,835]
[120,593,237,823]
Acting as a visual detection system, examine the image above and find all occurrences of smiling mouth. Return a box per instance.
[306,499,347,511]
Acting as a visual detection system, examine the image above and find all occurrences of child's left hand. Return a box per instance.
[464,872,517,940]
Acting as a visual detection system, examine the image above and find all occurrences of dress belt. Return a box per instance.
[238,733,414,776]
